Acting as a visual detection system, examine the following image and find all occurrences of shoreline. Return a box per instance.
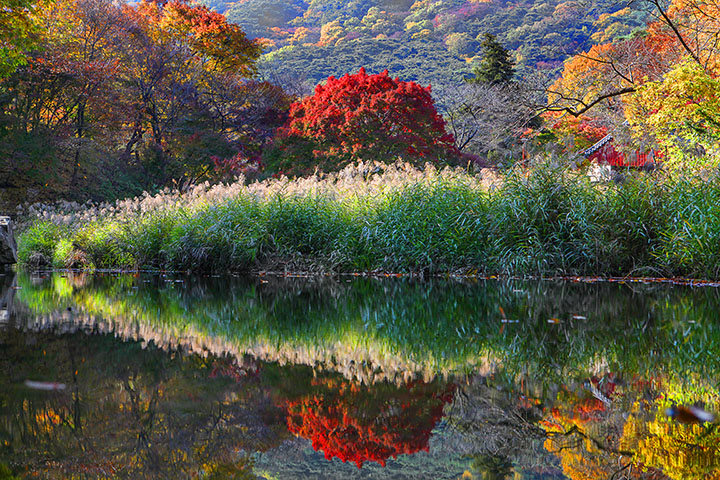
[13,267,720,288]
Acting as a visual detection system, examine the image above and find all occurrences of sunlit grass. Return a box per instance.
[14,161,720,278]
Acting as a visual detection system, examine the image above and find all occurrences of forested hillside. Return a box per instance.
[3,0,719,212]
[213,0,650,87]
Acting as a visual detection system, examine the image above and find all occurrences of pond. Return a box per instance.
[1,271,720,479]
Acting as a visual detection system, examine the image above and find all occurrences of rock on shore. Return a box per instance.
[0,217,17,264]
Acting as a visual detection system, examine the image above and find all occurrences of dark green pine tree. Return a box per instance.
[469,33,515,85]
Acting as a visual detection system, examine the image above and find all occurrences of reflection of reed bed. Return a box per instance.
[9,306,488,385]
[11,271,720,386]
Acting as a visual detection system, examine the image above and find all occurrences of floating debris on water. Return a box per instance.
[24,380,66,391]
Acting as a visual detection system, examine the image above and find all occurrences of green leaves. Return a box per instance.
[0,0,40,78]
[468,33,515,85]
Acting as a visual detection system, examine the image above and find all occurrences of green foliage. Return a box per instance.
[263,195,345,257]
[260,37,472,90]
[51,238,75,268]
[224,0,307,38]
[16,221,65,265]
[252,0,650,87]
[73,222,134,269]
[0,463,19,480]
[469,33,515,84]
[490,167,605,275]
[358,181,489,271]
[165,198,264,271]
[14,270,720,383]
[16,164,720,279]
[0,0,39,77]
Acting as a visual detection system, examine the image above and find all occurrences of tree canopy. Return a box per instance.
[0,0,41,77]
[469,33,515,85]
[265,68,459,175]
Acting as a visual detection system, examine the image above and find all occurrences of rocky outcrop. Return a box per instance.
[0,217,17,264]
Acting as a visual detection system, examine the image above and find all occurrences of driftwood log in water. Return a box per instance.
[0,217,17,264]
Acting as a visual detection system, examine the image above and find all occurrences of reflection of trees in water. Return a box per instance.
[442,371,720,480]
[10,271,720,391]
[0,329,289,478]
[268,364,455,468]
[469,454,514,480]
[533,371,720,480]
[443,374,557,479]
[5,272,720,478]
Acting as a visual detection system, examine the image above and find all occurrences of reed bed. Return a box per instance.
[15,161,720,279]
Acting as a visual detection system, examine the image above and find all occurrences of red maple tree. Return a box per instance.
[265,68,460,175]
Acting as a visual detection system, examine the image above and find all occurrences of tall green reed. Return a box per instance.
[14,162,720,278]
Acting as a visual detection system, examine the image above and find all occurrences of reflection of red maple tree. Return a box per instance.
[284,377,455,468]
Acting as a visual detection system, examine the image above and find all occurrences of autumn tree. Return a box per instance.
[0,0,286,204]
[117,0,265,185]
[545,0,720,164]
[544,0,720,120]
[265,68,460,176]
[626,59,720,163]
[0,0,41,77]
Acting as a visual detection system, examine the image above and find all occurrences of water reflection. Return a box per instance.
[1,271,720,479]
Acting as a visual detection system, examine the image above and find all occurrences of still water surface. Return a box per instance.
[1,271,720,479]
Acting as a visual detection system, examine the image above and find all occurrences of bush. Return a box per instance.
[17,222,65,266]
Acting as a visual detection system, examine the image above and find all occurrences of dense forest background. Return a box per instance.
[2,0,719,212]
[217,0,649,88]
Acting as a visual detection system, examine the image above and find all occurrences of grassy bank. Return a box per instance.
[14,162,720,278]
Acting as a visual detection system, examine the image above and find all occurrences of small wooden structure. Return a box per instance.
[0,216,17,265]
[583,134,661,168]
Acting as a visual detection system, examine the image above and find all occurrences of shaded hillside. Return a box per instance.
[213,0,650,86]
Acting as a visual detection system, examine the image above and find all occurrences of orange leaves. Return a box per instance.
[127,1,261,75]
[548,0,720,132]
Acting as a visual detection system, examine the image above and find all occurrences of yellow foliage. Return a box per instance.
[632,413,720,479]
[626,59,720,163]
[411,29,432,40]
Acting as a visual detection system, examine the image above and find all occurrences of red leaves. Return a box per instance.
[283,376,455,468]
[273,68,460,173]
